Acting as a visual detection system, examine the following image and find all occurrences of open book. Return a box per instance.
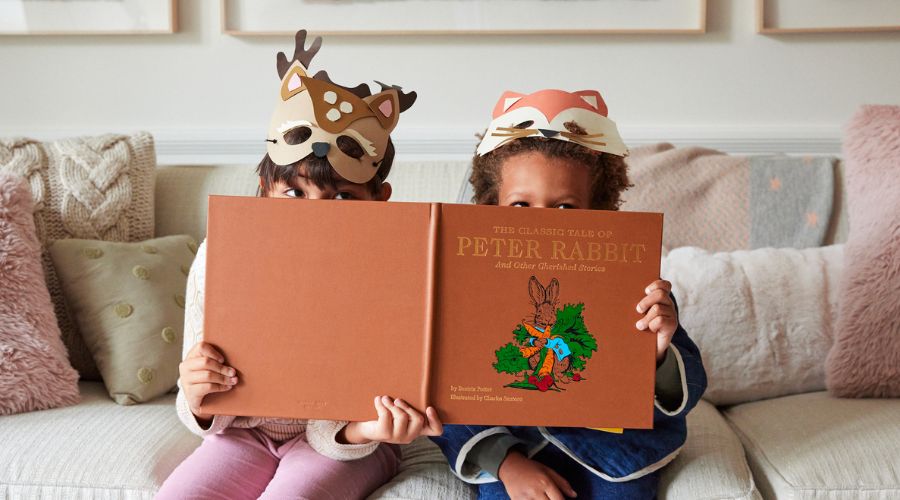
[201,196,663,429]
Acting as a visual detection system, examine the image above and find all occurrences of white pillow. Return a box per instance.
[662,245,843,406]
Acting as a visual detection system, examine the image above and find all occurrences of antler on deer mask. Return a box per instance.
[266,30,417,184]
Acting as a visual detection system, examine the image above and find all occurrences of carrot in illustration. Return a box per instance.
[492,276,598,392]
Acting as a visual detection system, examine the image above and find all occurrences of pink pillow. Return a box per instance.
[825,105,900,397]
[0,173,79,414]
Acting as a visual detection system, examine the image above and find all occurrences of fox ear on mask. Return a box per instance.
[492,91,526,118]
[365,90,401,132]
[573,90,608,116]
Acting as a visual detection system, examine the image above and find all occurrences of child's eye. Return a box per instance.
[285,188,303,198]
[334,192,355,200]
[557,204,576,209]
[511,202,530,208]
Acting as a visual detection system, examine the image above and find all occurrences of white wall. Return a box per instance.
[0,1,898,162]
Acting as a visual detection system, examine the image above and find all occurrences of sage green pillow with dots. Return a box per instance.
[49,235,198,405]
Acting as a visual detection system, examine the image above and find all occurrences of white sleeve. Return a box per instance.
[305,419,380,461]
[175,240,235,436]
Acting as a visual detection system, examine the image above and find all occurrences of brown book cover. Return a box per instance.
[201,196,663,429]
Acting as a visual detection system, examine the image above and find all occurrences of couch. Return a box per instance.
[2,159,898,499]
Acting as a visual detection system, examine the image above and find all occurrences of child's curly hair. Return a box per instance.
[469,122,631,210]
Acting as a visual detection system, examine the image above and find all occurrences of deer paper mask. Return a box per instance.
[266,30,416,184]
[476,89,627,158]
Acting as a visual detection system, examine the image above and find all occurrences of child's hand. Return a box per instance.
[179,341,237,423]
[339,396,443,445]
[635,279,678,363]
[498,450,577,499]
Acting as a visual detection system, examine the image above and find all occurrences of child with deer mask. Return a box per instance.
[430,89,707,499]
[157,31,442,500]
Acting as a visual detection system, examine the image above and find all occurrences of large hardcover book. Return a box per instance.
[201,196,663,429]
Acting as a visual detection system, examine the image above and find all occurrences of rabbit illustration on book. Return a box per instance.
[492,276,598,392]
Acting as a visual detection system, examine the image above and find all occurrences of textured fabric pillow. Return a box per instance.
[622,143,835,251]
[826,105,900,397]
[49,235,197,405]
[0,133,156,381]
[457,144,836,251]
[662,245,844,406]
[0,173,80,415]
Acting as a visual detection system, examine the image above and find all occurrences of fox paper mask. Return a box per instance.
[266,30,416,184]
[476,89,627,158]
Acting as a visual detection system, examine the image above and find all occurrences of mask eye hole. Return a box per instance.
[514,120,534,129]
[336,135,365,159]
[283,126,312,145]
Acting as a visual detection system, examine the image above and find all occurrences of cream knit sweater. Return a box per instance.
[175,240,380,461]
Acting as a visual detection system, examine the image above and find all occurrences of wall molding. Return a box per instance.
[2,125,844,165]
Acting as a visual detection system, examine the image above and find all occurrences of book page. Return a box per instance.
[202,196,433,421]
[431,204,661,428]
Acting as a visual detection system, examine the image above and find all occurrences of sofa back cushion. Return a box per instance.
[622,143,841,251]
[154,161,471,241]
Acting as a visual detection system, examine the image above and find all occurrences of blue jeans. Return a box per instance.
[476,444,659,500]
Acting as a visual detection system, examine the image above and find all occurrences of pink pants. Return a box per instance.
[156,428,400,500]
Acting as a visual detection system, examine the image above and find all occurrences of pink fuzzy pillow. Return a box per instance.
[0,173,80,414]
[826,105,900,397]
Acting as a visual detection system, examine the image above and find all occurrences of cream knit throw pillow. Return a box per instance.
[0,132,155,380]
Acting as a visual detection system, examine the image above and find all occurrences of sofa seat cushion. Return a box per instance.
[0,382,200,499]
[0,383,470,499]
[659,399,761,499]
[369,438,476,499]
[724,391,900,499]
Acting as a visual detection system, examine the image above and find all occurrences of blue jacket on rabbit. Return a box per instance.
[430,296,707,484]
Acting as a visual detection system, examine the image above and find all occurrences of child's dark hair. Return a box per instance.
[470,123,631,210]
[256,139,395,197]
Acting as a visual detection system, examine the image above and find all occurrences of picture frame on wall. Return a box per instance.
[221,0,707,36]
[0,0,177,35]
[757,0,900,34]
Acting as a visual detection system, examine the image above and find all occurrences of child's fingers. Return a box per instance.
[636,303,675,331]
[183,355,235,378]
[190,342,225,363]
[194,382,232,396]
[394,399,424,437]
[423,406,444,436]
[644,279,672,295]
[649,316,677,338]
[636,288,672,314]
[383,398,408,437]
[186,369,237,387]
[374,395,389,421]
[546,466,577,498]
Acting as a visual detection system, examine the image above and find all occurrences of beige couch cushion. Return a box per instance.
[660,399,761,500]
[154,161,471,241]
[724,392,900,499]
[0,382,200,499]
[154,165,258,241]
[0,383,476,499]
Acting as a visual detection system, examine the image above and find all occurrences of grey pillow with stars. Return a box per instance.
[50,235,198,405]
